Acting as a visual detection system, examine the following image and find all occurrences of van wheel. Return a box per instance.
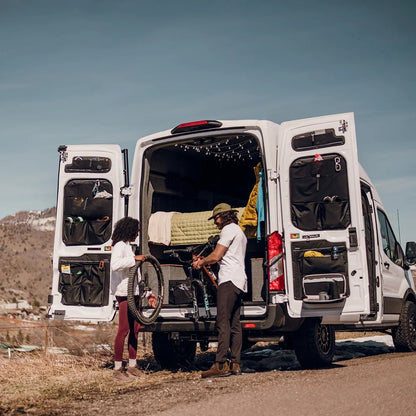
[152,333,196,369]
[392,301,416,352]
[293,319,335,369]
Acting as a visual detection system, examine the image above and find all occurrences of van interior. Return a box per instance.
[139,133,267,307]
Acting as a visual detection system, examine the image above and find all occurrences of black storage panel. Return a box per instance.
[58,254,111,306]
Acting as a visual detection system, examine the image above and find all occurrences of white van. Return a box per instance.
[48,112,416,368]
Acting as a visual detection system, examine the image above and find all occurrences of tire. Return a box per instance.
[293,319,335,369]
[392,301,416,352]
[152,332,197,369]
[127,255,164,326]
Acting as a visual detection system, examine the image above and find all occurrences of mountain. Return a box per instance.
[0,208,56,307]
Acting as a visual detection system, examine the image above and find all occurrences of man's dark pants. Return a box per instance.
[215,281,243,364]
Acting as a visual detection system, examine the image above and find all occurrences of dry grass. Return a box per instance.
[0,350,199,415]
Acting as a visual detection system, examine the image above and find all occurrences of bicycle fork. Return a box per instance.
[201,285,212,319]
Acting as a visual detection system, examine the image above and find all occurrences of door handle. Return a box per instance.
[384,262,390,269]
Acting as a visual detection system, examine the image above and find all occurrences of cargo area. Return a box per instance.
[139,132,268,309]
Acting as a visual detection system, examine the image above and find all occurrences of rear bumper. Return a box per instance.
[143,304,302,334]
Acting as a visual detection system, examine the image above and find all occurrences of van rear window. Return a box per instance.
[292,129,344,151]
[65,156,111,173]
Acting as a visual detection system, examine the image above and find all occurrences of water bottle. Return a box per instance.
[331,246,339,261]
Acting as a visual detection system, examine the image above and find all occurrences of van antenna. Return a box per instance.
[397,209,402,245]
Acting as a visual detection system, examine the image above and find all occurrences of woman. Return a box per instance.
[111,216,155,381]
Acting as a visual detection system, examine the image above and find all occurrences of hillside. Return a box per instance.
[0,208,56,307]
[0,208,415,310]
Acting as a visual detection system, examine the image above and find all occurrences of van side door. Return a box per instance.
[49,145,126,322]
[279,113,370,321]
[376,207,409,316]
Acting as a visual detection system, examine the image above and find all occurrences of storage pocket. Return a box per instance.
[63,218,88,245]
[301,252,346,275]
[59,264,84,305]
[292,240,349,301]
[87,218,111,245]
[291,202,320,230]
[302,273,346,302]
[58,255,110,306]
[320,200,350,229]
[63,217,111,246]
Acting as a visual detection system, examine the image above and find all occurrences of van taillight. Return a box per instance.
[267,231,285,292]
[171,120,222,134]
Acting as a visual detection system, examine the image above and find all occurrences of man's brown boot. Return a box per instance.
[230,362,242,375]
[201,362,231,378]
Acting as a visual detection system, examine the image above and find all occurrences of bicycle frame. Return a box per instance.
[163,241,218,321]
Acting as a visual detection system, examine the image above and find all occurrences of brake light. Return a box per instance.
[243,323,257,329]
[268,231,285,291]
[171,120,222,134]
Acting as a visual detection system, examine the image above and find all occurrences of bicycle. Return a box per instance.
[127,255,165,326]
[163,236,219,321]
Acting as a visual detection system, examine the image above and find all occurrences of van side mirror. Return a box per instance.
[405,241,416,265]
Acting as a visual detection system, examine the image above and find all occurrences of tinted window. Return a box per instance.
[377,209,404,267]
[65,156,111,173]
[292,129,345,151]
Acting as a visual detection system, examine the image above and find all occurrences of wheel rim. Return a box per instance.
[317,325,331,354]
[127,255,164,325]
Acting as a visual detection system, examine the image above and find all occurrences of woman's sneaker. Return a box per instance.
[113,368,131,382]
[126,366,144,377]
[201,362,231,378]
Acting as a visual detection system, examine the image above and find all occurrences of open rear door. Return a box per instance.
[49,145,126,321]
[279,113,370,321]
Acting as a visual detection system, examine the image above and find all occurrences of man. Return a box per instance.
[192,203,247,378]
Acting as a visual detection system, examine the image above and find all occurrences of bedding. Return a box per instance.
[148,208,245,245]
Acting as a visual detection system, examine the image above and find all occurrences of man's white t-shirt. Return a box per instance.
[217,222,248,293]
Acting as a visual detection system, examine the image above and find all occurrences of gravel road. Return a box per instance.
[59,344,416,416]
[156,353,416,416]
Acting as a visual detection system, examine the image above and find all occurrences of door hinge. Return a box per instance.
[120,186,133,196]
[268,169,278,182]
[58,145,68,163]
[338,119,348,133]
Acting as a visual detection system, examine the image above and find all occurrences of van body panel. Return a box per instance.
[49,145,125,321]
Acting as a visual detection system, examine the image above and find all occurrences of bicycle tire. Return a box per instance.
[127,255,164,325]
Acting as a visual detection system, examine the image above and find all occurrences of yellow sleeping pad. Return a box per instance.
[303,250,324,257]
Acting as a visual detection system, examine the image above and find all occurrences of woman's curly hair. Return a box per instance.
[111,217,140,246]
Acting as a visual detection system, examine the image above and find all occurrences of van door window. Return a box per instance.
[377,209,405,267]
[292,129,345,151]
[65,156,111,173]
[290,153,350,230]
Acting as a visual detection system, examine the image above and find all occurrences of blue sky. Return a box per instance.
[0,0,415,244]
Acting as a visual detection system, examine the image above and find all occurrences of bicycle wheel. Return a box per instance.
[127,255,164,325]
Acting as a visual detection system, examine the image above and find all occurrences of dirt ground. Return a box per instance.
[1,333,415,416]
